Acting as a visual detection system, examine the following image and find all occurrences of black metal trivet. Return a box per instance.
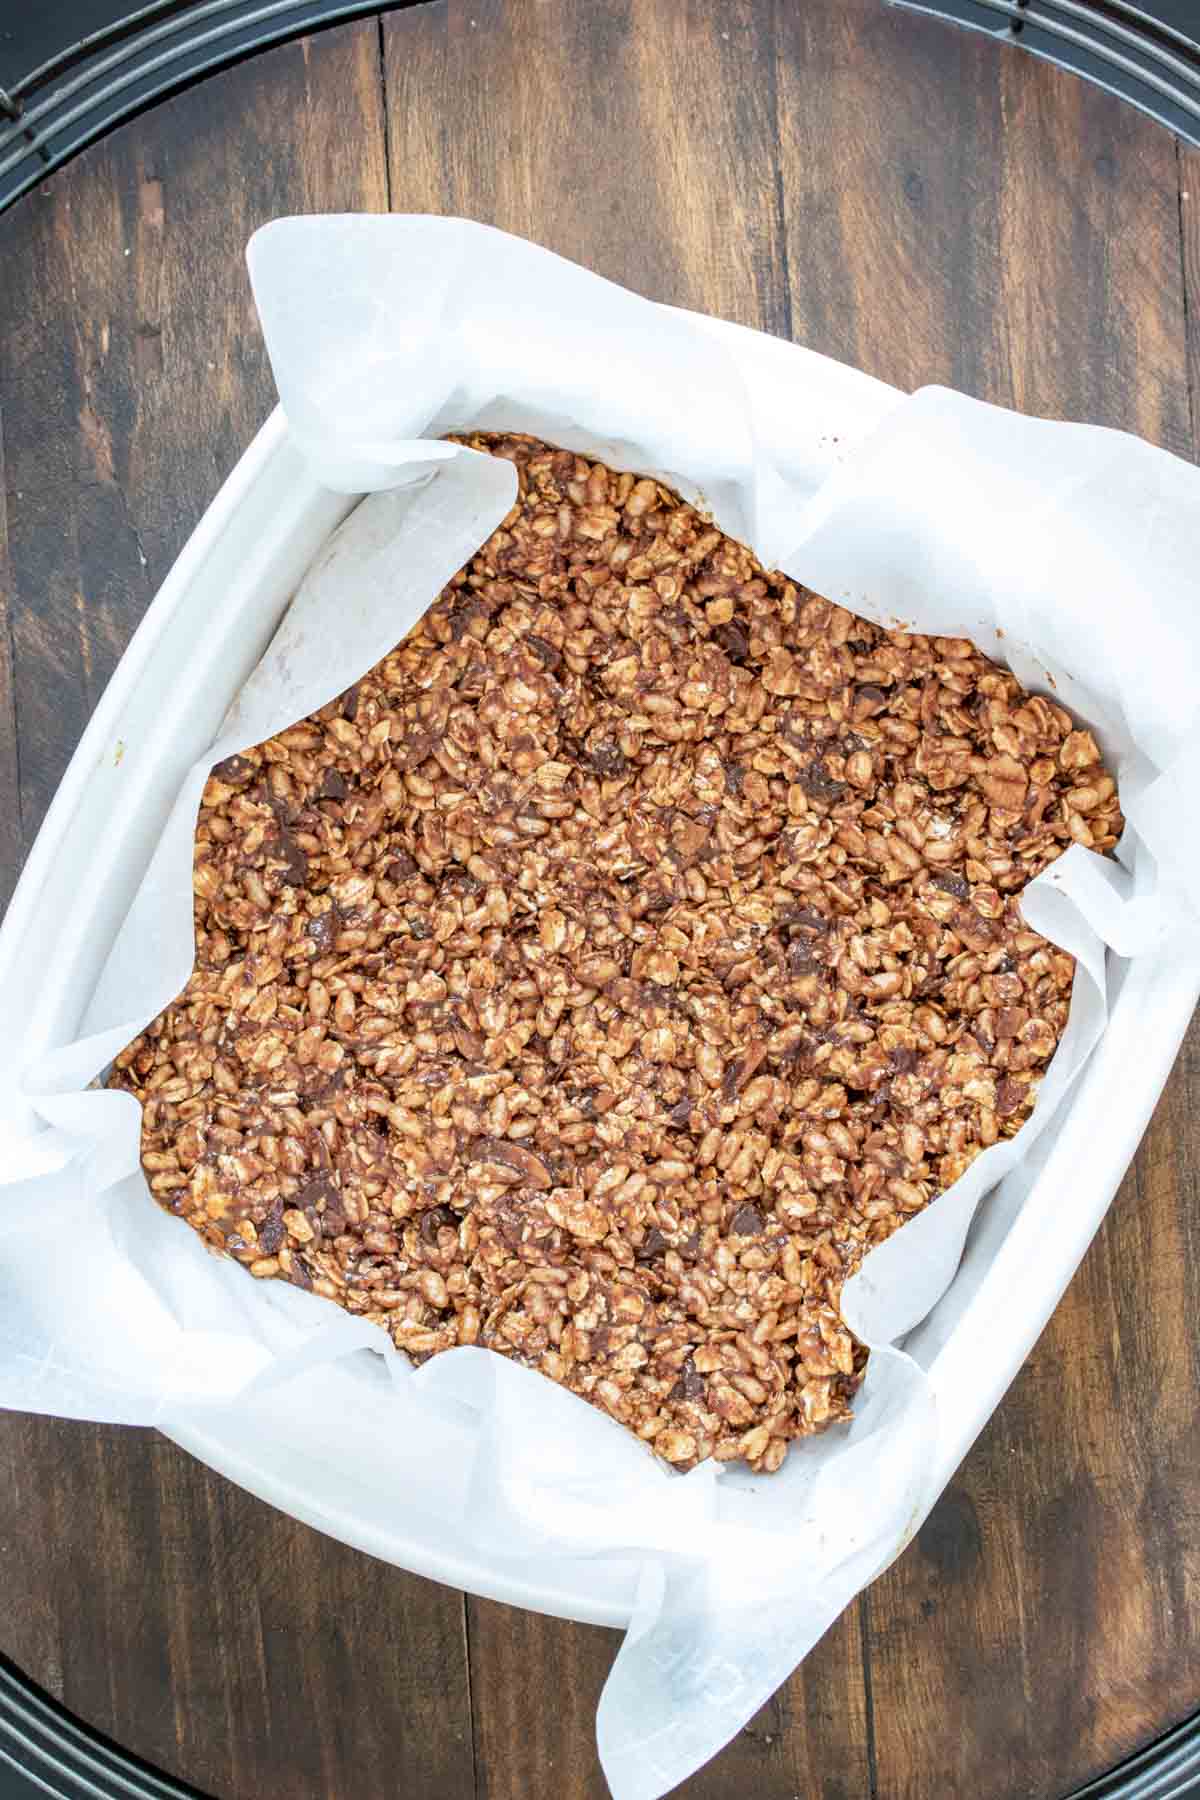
[0,1653,205,1798]
[2,0,1200,214]
[890,0,1200,145]
[0,1,1199,1795]
[0,1644,1197,1799]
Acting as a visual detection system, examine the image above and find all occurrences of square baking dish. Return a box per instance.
[2,314,1196,1626]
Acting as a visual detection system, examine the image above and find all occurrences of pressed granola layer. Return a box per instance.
[111,435,1122,1472]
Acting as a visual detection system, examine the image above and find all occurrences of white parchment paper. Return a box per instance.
[4,216,1200,1799]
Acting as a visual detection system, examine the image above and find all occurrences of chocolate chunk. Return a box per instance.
[289,1257,313,1291]
[296,1174,339,1211]
[388,851,418,882]
[448,600,484,642]
[854,683,888,714]
[713,620,749,664]
[677,1231,701,1262]
[419,1205,459,1246]
[731,1204,765,1236]
[586,737,628,778]
[341,683,361,722]
[786,906,829,933]
[787,938,819,976]
[212,754,253,785]
[275,826,308,887]
[890,1046,918,1074]
[527,634,564,673]
[471,1136,552,1189]
[637,1228,669,1263]
[257,1201,285,1256]
[996,1077,1027,1117]
[666,1097,693,1130]
[394,732,434,772]
[670,1356,706,1402]
[306,909,336,950]
[798,757,849,806]
[932,870,970,900]
[319,768,349,801]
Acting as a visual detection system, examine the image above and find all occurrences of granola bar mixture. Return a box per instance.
[111,435,1122,1473]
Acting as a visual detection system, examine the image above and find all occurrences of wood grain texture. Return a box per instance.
[0,398,21,916]
[385,0,793,333]
[0,22,473,1800]
[0,1417,474,1799]
[0,1,1197,1797]
[0,19,390,851]
[1181,142,1200,459]
[465,1598,869,1800]
[780,10,1197,1795]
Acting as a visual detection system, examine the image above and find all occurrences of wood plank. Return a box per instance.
[384,0,792,332]
[0,1417,475,1799]
[383,2,874,1794]
[0,397,22,918]
[773,5,1196,1796]
[0,24,474,1800]
[466,1598,868,1800]
[1181,142,1200,459]
[0,19,391,850]
[776,0,1191,446]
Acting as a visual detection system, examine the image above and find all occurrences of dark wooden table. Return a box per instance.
[1,3,1199,1796]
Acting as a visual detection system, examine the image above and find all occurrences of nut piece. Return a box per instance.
[110,433,1121,1477]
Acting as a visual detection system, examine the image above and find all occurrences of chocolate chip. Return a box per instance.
[854,683,888,714]
[713,621,749,664]
[666,1097,693,1130]
[212,754,253,785]
[306,909,336,949]
[419,1205,459,1246]
[394,732,433,771]
[341,683,361,722]
[527,634,564,673]
[471,1137,553,1189]
[388,851,418,882]
[670,1355,706,1402]
[784,906,829,934]
[731,1204,764,1236]
[637,1227,669,1263]
[319,768,348,801]
[275,826,308,887]
[787,940,817,975]
[890,1046,918,1074]
[798,757,849,806]
[586,737,628,777]
[932,870,969,900]
[289,1258,313,1291]
[996,1077,1026,1116]
[257,1202,285,1256]
[296,1174,339,1212]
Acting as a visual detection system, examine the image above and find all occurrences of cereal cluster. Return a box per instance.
[111,436,1121,1471]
